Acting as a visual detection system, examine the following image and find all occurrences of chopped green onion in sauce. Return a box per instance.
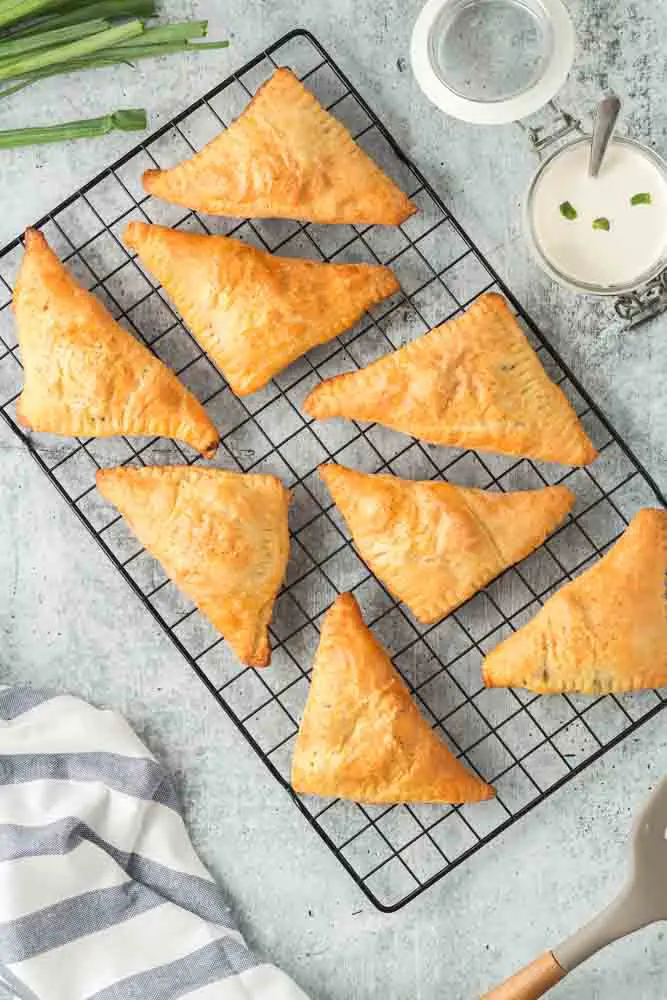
[592,217,611,231]
[559,201,577,220]
[631,192,652,206]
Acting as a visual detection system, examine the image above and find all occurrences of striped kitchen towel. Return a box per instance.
[0,686,310,1000]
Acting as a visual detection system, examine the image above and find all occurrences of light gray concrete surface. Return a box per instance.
[1,1,666,998]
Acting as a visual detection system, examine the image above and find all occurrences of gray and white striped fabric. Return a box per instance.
[0,686,309,1000]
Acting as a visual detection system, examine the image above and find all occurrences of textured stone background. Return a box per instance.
[0,1,666,997]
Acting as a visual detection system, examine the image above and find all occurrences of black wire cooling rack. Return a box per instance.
[0,29,665,912]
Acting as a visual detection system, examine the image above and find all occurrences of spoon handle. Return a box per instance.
[480,952,566,999]
[589,95,621,178]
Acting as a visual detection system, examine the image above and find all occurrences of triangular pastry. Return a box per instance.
[124,222,399,395]
[142,67,416,225]
[304,293,597,466]
[291,593,494,803]
[320,464,574,623]
[14,229,219,457]
[483,509,667,693]
[96,466,290,667]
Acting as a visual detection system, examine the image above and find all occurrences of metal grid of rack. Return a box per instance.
[0,30,665,912]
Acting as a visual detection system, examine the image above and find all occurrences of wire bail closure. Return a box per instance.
[615,270,667,326]
[517,100,582,155]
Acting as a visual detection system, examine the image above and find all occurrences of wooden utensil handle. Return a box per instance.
[481,951,566,999]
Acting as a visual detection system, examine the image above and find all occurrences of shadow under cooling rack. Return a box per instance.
[0,29,665,911]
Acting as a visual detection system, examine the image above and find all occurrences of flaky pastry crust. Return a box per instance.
[483,509,667,693]
[97,465,290,666]
[14,229,218,457]
[291,593,494,803]
[305,293,597,466]
[124,221,398,395]
[320,463,574,623]
[143,68,416,225]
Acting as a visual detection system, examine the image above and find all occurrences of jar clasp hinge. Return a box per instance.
[517,100,583,154]
[615,270,667,328]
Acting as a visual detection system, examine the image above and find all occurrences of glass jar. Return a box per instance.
[524,135,667,296]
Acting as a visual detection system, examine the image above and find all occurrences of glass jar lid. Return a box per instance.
[411,0,575,125]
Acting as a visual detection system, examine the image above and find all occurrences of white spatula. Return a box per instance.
[482,773,667,998]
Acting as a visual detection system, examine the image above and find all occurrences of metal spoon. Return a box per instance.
[481,773,667,998]
[589,94,621,177]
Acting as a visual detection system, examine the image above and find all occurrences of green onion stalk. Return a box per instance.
[5,1,157,36]
[0,107,147,147]
[0,18,144,79]
[0,1,229,148]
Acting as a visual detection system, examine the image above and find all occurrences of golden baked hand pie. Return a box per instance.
[291,592,494,804]
[142,67,416,225]
[320,464,574,623]
[483,508,667,693]
[124,222,399,396]
[13,229,218,457]
[305,293,597,466]
[96,466,290,667]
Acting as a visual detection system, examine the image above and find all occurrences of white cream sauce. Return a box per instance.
[530,139,667,289]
